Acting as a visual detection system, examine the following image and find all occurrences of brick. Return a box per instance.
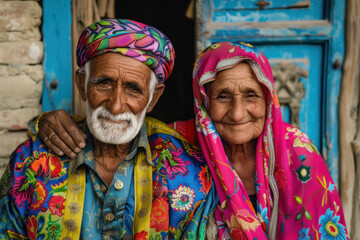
[0,131,28,158]
[0,1,42,31]
[0,75,42,110]
[21,65,44,82]
[0,107,41,130]
[0,28,41,42]
[0,42,43,64]
[0,64,43,82]
[0,64,21,76]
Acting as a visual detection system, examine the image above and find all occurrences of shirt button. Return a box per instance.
[114,180,124,190]
[105,212,115,222]
[100,184,107,193]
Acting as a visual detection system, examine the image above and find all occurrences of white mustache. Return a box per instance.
[96,108,135,125]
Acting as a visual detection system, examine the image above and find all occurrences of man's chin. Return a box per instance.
[92,126,138,145]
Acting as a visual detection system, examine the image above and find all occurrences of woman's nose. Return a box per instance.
[107,88,127,115]
[228,98,245,121]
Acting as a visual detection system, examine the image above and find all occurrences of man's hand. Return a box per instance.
[38,110,86,158]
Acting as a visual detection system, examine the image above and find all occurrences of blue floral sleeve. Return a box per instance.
[0,154,28,239]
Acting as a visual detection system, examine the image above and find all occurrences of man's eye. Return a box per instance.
[94,78,112,90]
[127,83,143,94]
[98,79,110,85]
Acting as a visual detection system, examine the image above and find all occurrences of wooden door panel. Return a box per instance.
[257,44,324,150]
[209,0,324,22]
[212,0,315,10]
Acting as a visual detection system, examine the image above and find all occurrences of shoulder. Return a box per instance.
[148,125,215,218]
[281,122,330,180]
[5,135,70,207]
[148,130,206,170]
[10,135,70,172]
[145,117,188,141]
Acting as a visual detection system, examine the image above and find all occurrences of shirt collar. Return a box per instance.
[71,121,153,172]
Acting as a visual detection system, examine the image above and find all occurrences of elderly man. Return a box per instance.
[0,19,216,239]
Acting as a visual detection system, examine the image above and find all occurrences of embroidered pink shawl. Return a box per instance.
[191,42,349,239]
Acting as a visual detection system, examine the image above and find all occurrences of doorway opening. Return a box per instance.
[115,1,195,123]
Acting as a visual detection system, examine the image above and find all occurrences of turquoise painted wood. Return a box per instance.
[42,0,73,114]
[197,0,345,186]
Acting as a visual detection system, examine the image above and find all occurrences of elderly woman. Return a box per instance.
[176,42,349,239]
[34,42,348,239]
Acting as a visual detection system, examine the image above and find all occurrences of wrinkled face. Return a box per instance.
[206,62,267,146]
[77,53,159,144]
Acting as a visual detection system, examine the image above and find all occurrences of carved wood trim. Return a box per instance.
[272,62,308,129]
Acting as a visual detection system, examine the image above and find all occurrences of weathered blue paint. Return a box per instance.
[323,0,346,187]
[212,0,319,11]
[211,0,324,21]
[209,26,332,41]
[42,0,72,113]
[257,44,323,151]
[197,0,345,186]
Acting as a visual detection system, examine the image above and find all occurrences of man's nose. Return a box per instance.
[107,88,127,115]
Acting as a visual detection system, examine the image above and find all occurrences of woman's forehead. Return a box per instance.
[209,63,260,89]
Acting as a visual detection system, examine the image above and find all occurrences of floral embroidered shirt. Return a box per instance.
[75,123,150,239]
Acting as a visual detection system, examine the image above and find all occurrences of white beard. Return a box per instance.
[85,101,149,145]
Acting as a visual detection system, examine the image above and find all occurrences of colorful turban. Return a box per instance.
[76,19,175,83]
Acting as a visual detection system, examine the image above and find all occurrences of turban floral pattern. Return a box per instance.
[76,18,175,83]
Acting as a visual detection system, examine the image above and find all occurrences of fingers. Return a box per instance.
[38,126,65,156]
[38,110,86,158]
[47,128,78,158]
[64,116,87,149]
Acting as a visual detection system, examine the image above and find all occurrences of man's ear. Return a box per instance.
[75,69,87,101]
[146,84,165,113]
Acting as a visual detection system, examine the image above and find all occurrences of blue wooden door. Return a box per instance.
[196,0,345,185]
[42,0,73,113]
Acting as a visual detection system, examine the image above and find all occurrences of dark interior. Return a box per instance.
[115,1,195,123]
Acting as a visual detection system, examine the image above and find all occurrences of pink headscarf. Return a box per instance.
[192,42,349,239]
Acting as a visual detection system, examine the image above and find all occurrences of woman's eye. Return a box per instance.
[246,91,258,98]
[216,93,229,99]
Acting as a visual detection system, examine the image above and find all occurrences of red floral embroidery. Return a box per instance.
[230,227,246,240]
[134,230,148,240]
[48,195,65,216]
[26,215,38,240]
[274,163,287,192]
[198,165,212,194]
[48,154,64,179]
[31,181,48,210]
[30,152,64,179]
[150,197,169,232]
[153,180,168,198]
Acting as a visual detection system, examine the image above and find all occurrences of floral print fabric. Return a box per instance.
[0,117,217,239]
[191,41,349,239]
[0,137,69,239]
[76,18,175,83]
